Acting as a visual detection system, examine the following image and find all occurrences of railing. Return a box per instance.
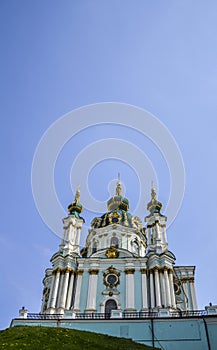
[25,309,209,320]
[27,313,63,320]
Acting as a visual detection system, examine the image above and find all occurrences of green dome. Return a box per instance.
[107,196,129,211]
[68,201,83,214]
[91,179,142,229]
[67,186,85,222]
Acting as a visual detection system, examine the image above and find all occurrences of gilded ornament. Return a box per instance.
[103,267,120,288]
[106,245,119,258]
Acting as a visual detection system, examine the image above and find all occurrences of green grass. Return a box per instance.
[0,326,159,350]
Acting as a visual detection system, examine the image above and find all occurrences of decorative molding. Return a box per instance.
[103,266,120,288]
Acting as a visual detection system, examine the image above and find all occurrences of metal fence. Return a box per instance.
[26,309,208,320]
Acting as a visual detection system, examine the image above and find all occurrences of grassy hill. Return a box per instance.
[0,326,159,350]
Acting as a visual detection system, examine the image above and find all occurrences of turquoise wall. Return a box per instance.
[11,316,217,350]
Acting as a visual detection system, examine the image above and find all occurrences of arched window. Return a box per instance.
[105,299,117,318]
[131,240,139,254]
[92,241,98,253]
[110,236,119,248]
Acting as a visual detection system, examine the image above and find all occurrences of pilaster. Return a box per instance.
[85,269,99,312]
[65,271,75,310]
[125,268,135,311]
[73,270,84,312]
[141,269,148,310]
[154,267,161,308]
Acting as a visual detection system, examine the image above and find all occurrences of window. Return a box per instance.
[92,241,97,253]
[110,236,119,248]
[105,299,117,318]
[132,240,139,254]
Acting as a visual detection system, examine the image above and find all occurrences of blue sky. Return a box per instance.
[1,1,217,329]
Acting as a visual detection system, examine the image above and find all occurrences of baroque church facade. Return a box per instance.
[41,180,198,316]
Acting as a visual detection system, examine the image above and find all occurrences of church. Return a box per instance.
[41,180,197,316]
[11,179,217,349]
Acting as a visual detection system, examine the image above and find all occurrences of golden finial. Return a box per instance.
[116,173,122,196]
[151,181,156,200]
[75,184,80,203]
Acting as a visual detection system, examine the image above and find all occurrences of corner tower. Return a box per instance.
[145,186,168,254]
[41,186,84,314]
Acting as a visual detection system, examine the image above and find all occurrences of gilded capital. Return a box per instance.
[88,269,99,275]
[55,268,61,274]
[64,267,72,273]
[125,268,135,275]
[140,268,147,274]
[77,269,84,276]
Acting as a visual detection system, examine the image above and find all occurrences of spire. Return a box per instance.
[147,183,162,214]
[75,184,80,203]
[151,182,157,200]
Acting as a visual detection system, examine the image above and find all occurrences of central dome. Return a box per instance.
[91,179,141,229]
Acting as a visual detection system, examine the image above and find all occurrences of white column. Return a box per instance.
[154,268,162,308]
[47,272,56,310]
[150,270,155,308]
[122,233,127,249]
[65,271,75,310]
[160,270,166,308]
[73,270,83,312]
[141,269,148,309]
[147,228,151,246]
[182,279,189,310]
[50,269,61,310]
[125,269,135,310]
[189,278,198,310]
[155,223,160,241]
[86,270,99,311]
[56,272,64,308]
[104,234,108,248]
[59,268,70,309]
[164,268,171,307]
[140,243,145,257]
[168,270,176,308]
[163,226,167,244]
[75,227,81,246]
[127,235,131,250]
[98,235,102,249]
[69,225,76,245]
[68,225,72,241]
